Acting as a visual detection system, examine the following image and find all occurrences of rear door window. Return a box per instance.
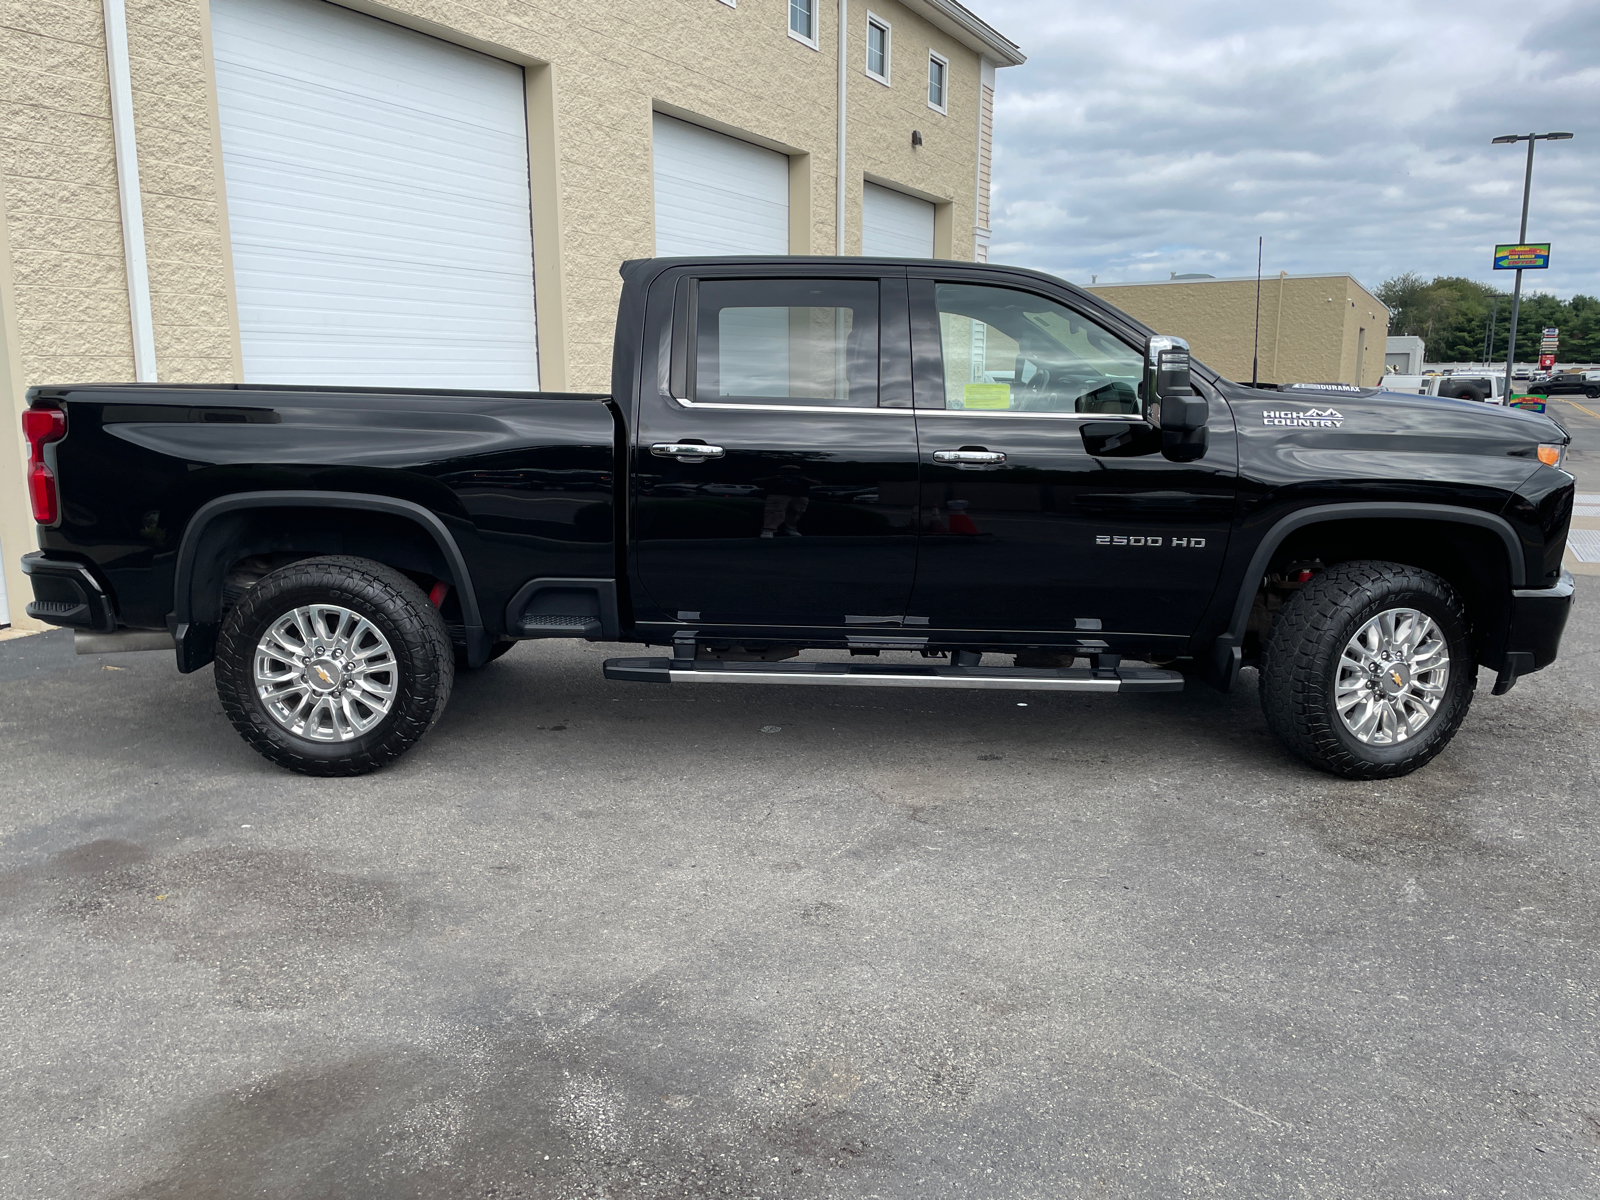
[693,279,879,408]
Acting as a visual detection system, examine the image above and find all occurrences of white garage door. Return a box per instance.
[210,0,539,388]
[653,114,789,256]
[863,182,936,258]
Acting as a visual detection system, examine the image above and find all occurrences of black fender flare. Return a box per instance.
[1208,501,1524,690]
[169,490,488,672]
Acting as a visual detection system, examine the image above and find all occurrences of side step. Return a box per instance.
[602,657,1184,693]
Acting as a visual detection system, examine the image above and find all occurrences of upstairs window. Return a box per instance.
[927,52,948,112]
[789,0,816,47]
[865,14,890,84]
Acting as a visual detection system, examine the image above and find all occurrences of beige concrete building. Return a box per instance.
[0,0,1022,627]
[1089,273,1391,390]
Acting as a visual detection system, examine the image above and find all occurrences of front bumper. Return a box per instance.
[1493,568,1575,695]
[20,552,116,633]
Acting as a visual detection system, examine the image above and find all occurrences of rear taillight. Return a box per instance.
[22,405,67,525]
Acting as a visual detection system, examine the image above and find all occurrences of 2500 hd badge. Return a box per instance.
[1095,535,1208,547]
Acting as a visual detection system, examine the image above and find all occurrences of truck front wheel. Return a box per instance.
[215,555,454,775]
[1259,561,1475,779]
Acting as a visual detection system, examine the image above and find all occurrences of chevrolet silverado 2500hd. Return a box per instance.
[19,257,1576,778]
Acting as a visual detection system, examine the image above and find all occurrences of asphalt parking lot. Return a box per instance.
[3,407,1598,1199]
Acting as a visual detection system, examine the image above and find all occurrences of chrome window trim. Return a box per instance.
[670,397,910,415]
[915,408,1146,422]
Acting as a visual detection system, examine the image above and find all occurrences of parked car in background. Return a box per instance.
[1528,371,1600,400]
[1432,374,1507,403]
[1381,374,1428,394]
[1381,374,1506,403]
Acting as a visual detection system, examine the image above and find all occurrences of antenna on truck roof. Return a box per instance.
[1251,237,1263,389]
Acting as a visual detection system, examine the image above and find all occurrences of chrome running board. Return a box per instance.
[602,658,1184,693]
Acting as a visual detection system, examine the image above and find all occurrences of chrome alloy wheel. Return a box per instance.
[253,604,398,742]
[1334,607,1450,746]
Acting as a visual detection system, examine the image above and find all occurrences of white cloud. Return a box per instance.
[973,0,1599,296]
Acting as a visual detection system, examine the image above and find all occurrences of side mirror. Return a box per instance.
[1144,335,1208,462]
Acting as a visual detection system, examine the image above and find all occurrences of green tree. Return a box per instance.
[1565,296,1600,362]
[1378,274,1600,364]
[1377,274,1496,361]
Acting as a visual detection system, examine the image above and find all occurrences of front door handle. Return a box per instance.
[932,449,1006,466]
[651,442,726,461]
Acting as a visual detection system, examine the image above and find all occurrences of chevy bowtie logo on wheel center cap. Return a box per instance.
[1380,664,1411,695]
[306,659,344,691]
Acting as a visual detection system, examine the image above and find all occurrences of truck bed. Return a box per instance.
[29,382,621,651]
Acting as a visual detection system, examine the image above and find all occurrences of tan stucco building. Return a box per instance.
[1088,273,1391,390]
[0,0,1022,627]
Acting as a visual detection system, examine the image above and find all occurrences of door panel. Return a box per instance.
[632,274,920,628]
[907,277,1236,638]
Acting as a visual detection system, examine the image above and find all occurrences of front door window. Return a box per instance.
[933,283,1144,414]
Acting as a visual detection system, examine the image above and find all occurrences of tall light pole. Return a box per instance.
[1492,131,1573,397]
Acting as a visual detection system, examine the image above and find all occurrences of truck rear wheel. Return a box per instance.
[215,555,454,776]
[1259,561,1475,779]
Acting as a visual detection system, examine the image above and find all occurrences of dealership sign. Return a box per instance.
[1540,327,1558,370]
[1494,243,1550,270]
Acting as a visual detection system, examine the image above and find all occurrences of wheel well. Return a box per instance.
[187,506,462,629]
[1244,518,1512,666]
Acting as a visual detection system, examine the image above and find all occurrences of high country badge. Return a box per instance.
[1263,407,1344,428]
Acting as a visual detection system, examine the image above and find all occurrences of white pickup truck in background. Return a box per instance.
[1382,373,1506,404]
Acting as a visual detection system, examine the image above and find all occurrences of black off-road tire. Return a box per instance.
[1259,560,1476,780]
[215,556,454,776]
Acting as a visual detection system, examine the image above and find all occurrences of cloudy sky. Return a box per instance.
[973,0,1598,299]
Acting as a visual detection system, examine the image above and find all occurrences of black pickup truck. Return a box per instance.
[19,257,1576,779]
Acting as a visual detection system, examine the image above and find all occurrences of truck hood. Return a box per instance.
[1220,381,1569,447]
[1217,380,1570,504]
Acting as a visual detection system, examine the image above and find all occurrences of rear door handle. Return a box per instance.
[932,449,1005,465]
[651,442,726,461]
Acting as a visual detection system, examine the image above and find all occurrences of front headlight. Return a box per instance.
[1537,443,1567,468]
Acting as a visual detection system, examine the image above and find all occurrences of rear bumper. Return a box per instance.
[20,552,116,633]
[1493,569,1575,695]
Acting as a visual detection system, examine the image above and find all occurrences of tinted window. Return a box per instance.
[933,283,1143,414]
[695,279,879,408]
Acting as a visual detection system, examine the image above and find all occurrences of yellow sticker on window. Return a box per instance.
[961,383,1012,409]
